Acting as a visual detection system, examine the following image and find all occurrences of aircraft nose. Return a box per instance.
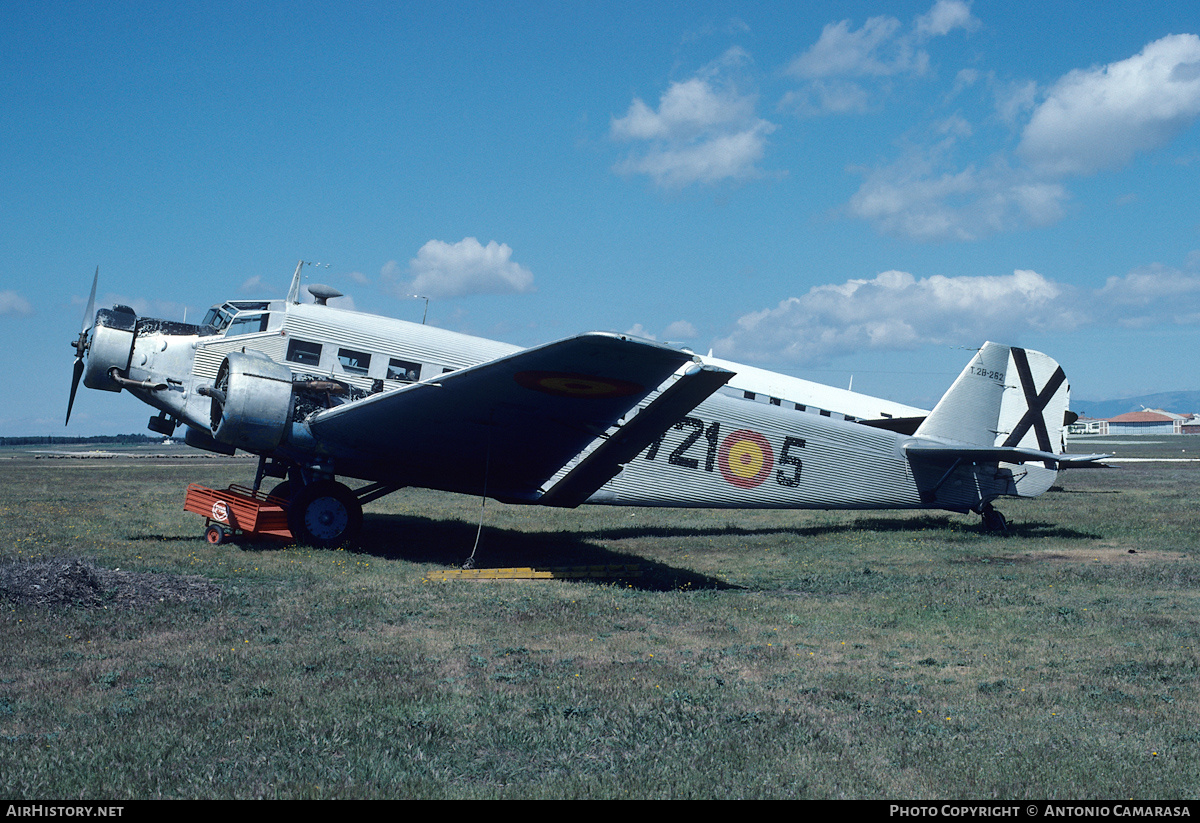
[82,307,138,393]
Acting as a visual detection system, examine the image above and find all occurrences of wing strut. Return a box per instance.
[537,364,734,508]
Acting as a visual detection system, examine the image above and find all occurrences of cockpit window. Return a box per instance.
[225,313,268,337]
[201,306,233,332]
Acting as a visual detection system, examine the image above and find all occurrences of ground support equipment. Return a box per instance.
[184,483,292,544]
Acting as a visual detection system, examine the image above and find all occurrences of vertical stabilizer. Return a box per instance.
[915,342,1070,452]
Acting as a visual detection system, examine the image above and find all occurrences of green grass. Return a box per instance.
[1,440,1199,798]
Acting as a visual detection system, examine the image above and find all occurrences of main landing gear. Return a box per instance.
[261,469,363,548]
[251,455,401,548]
[283,479,364,548]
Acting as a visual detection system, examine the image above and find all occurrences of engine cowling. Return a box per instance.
[83,308,137,392]
[208,351,293,452]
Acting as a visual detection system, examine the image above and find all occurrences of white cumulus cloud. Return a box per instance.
[0,290,33,317]
[392,238,535,300]
[915,0,980,38]
[841,32,1200,241]
[1094,258,1200,327]
[664,320,698,340]
[1019,33,1200,176]
[611,49,776,188]
[847,140,1068,241]
[714,256,1200,365]
[783,1,978,115]
[714,269,1070,365]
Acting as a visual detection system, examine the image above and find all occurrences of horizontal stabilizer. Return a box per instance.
[905,443,1112,468]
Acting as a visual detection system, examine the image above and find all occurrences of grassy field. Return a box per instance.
[1,438,1198,799]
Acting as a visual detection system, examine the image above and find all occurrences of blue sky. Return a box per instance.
[4,1,1200,435]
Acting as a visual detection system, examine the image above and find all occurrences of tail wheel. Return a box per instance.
[980,503,1009,536]
[287,479,362,547]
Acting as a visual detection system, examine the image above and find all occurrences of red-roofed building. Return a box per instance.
[1106,410,1182,435]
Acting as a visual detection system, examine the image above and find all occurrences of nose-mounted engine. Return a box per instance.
[82,307,139,393]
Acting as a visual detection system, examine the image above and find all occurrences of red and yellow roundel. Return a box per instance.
[718,429,775,488]
[514,370,643,399]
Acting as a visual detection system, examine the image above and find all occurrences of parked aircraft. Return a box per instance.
[67,262,1107,546]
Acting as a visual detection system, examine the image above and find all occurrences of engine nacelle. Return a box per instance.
[83,308,137,392]
[209,351,293,452]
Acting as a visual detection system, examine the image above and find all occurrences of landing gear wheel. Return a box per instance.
[287,480,362,547]
[267,480,292,503]
[980,503,1009,536]
[205,524,228,545]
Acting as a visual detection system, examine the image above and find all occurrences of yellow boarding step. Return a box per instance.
[426,565,641,581]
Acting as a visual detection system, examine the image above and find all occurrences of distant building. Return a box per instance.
[1105,410,1182,435]
[1068,416,1109,436]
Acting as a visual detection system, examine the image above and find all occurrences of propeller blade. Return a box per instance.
[66,267,99,426]
[82,266,98,334]
[66,357,84,426]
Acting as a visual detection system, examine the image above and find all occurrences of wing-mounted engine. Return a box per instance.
[204,351,294,452]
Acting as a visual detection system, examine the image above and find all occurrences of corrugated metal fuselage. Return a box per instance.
[118,298,1043,514]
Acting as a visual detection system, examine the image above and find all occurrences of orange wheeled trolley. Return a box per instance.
[184,483,292,544]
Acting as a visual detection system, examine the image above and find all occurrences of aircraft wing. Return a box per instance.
[306,332,728,502]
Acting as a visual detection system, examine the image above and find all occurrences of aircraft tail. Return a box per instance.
[915,342,1070,453]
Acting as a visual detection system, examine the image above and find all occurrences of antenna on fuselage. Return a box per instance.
[287,261,303,303]
[407,294,429,324]
[288,260,331,304]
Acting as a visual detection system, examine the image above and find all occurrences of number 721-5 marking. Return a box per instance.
[643,417,805,488]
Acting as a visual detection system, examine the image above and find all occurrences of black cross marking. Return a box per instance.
[1001,347,1066,453]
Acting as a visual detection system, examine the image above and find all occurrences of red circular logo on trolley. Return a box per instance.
[718,429,775,488]
[514,370,644,398]
[211,500,229,522]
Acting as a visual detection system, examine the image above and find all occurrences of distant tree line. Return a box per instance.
[0,434,161,447]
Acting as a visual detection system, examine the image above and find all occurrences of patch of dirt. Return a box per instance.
[0,556,221,609]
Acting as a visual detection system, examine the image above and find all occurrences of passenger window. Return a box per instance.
[286,339,322,366]
[338,348,371,375]
[387,358,421,382]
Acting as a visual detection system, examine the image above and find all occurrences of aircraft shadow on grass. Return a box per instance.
[132,509,1101,591]
[302,511,1100,590]
[352,513,738,592]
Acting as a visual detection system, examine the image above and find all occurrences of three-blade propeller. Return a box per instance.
[66,267,98,426]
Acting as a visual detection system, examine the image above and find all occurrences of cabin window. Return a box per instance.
[387,358,421,382]
[744,391,756,400]
[286,339,322,366]
[225,314,268,337]
[770,397,781,406]
[819,409,831,417]
[338,348,371,375]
